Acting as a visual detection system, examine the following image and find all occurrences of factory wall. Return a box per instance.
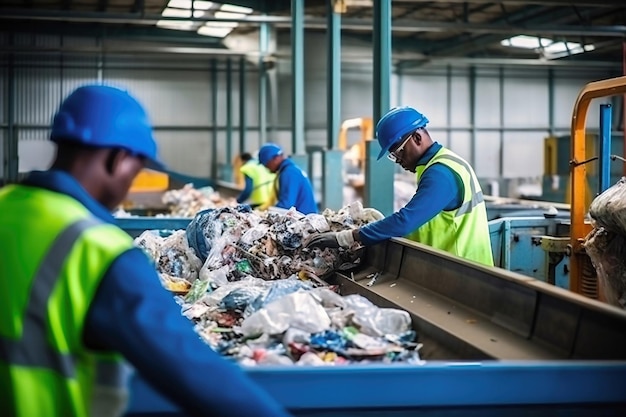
[1,31,621,197]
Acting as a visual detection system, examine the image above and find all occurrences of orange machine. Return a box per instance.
[338,116,374,169]
[129,169,169,193]
[569,76,626,300]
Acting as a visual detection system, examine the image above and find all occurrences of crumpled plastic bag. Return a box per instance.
[245,279,312,316]
[134,231,163,262]
[135,230,202,283]
[201,277,270,307]
[339,294,412,337]
[239,291,331,337]
[589,177,626,235]
[186,205,252,261]
[583,227,626,309]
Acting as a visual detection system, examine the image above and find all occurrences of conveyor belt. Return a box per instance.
[334,237,626,361]
[118,220,626,416]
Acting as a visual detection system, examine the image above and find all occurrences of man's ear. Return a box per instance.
[104,149,123,175]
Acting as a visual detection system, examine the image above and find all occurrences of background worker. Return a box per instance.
[236,152,275,209]
[307,106,494,267]
[0,85,293,417]
[258,143,317,215]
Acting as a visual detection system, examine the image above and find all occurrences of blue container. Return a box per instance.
[126,361,626,416]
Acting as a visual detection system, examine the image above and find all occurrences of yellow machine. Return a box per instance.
[129,169,169,193]
[569,75,626,302]
[338,117,375,194]
[338,116,374,169]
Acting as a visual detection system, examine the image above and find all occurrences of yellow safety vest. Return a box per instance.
[0,184,134,417]
[239,161,276,206]
[407,148,494,266]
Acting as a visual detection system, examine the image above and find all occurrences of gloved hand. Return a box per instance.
[306,230,355,249]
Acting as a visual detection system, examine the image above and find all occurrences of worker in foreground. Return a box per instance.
[0,85,293,417]
[258,143,317,214]
[236,152,276,209]
[307,106,494,267]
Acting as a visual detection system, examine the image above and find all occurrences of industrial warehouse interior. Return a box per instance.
[1,1,626,416]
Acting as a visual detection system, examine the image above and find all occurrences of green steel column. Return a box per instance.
[469,65,477,168]
[5,48,17,183]
[366,0,394,216]
[548,68,555,137]
[223,58,233,181]
[499,66,504,178]
[289,0,308,175]
[322,0,343,211]
[291,0,304,156]
[258,19,269,146]
[239,57,246,154]
[211,58,218,180]
[446,64,452,149]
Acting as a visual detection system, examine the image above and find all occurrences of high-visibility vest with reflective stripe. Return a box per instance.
[406,148,494,266]
[239,161,276,206]
[0,184,133,417]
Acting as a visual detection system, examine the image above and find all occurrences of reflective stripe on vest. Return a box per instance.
[0,217,122,387]
[434,154,484,217]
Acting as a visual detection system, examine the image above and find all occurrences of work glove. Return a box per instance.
[306,230,355,249]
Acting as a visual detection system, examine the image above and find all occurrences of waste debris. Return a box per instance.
[116,183,235,218]
[162,184,236,217]
[134,201,423,365]
[584,177,626,309]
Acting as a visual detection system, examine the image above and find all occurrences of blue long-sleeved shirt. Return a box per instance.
[275,159,317,214]
[236,175,254,204]
[359,143,464,245]
[22,170,292,417]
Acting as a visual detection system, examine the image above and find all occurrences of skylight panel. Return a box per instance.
[219,3,253,14]
[214,11,248,20]
[162,7,205,18]
[156,20,195,30]
[500,35,595,59]
[167,0,214,10]
[197,25,234,37]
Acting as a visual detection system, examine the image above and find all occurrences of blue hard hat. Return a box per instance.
[258,143,283,165]
[375,106,429,160]
[50,85,165,170]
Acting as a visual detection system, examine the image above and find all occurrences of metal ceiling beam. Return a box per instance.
[391,0,623,6]
[0,42,619,68]
[0,20,225,46]
[412,57,621,68]
[1,9,625,38]
[425,7,620,58]
[0,44,251,56]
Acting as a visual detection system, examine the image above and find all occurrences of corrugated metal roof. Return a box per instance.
[0,0,624,67]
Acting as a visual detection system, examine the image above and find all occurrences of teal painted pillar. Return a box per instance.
[5,49,17,183]
[322,150,344,210]
[290,155,309,176]
[366,0,394,216]
[469,65,476,168]
[210,59,218,180]
[322,1,344,211]
[222,58,233,181]
[239,57,246,155]
[258,19,269,147]
[290,1,309,201]
[291,0,305,156]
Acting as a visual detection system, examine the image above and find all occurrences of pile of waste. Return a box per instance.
[584,177,626,309]
[134,202,423,365]
[162,184,235,217]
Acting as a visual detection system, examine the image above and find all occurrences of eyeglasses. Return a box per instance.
[387,134,413,162]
